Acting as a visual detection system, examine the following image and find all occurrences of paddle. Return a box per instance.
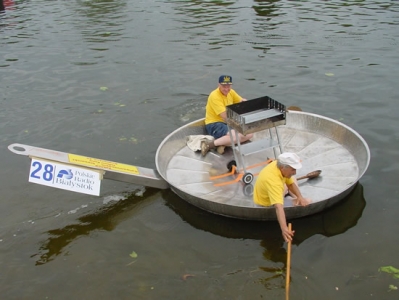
[296,170,322,181]
[286,223,292,300]
[286,105,303,112]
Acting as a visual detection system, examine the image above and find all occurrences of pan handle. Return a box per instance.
[8,143,170,189]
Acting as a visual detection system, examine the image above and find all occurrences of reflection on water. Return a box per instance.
[71,0,127,43]
[31,183,365,270]
[0,0,14,12]
[31,187,158,265]
[252,0,281,18]
[168,0,399,57]
[74,0,127,17]
[164,183,365,243]
[164,182,365,266]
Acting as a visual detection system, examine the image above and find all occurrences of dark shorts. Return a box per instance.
[205,122,228,139]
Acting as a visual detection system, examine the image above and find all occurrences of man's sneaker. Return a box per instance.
[201,140,215,156]
[216,146,225,154]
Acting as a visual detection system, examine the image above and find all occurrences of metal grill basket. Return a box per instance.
[226,96,286,135]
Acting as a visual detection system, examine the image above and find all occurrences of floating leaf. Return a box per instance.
[325,73,335,76]
[182,274,195,280]
[379,266,399,279]
[119,104,125,107]
[389,284,398,291]
[129,251,138,258]
[100,87,108,91]
[380,266,399,274]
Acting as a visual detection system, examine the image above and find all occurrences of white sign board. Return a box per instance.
[29,158,102,196]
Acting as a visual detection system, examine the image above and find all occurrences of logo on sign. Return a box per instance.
[57,169,73,179]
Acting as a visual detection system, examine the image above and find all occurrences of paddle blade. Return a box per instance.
[297,170,322,181]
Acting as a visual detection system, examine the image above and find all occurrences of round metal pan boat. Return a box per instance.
[155,110,370,221]
[8,110,370,221]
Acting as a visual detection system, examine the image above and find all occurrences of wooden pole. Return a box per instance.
[286,223,292,300]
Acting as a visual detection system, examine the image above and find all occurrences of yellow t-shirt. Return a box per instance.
[205,87,242,124]
[253,161,294,207]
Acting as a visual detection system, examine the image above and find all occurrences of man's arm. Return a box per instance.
[220,111,227,122]
[274,203,294,242]
[287,183,310,206]
[219,98,246,121]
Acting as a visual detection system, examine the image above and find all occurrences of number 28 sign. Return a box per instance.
[29,158,102,196]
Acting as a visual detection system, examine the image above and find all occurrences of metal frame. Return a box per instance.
[225,96,286,184]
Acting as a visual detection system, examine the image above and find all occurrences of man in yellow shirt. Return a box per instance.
[254,152,311,242]
[201,75,253,156]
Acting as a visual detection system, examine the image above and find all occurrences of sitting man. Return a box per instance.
[201,75,253,156]
[253,152,311,242]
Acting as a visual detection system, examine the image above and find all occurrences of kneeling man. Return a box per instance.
[254,152,311,242]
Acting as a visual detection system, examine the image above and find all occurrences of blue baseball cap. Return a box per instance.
[219,75,233,85]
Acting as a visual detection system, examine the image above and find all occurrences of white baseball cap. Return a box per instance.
[278,152,302,169]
